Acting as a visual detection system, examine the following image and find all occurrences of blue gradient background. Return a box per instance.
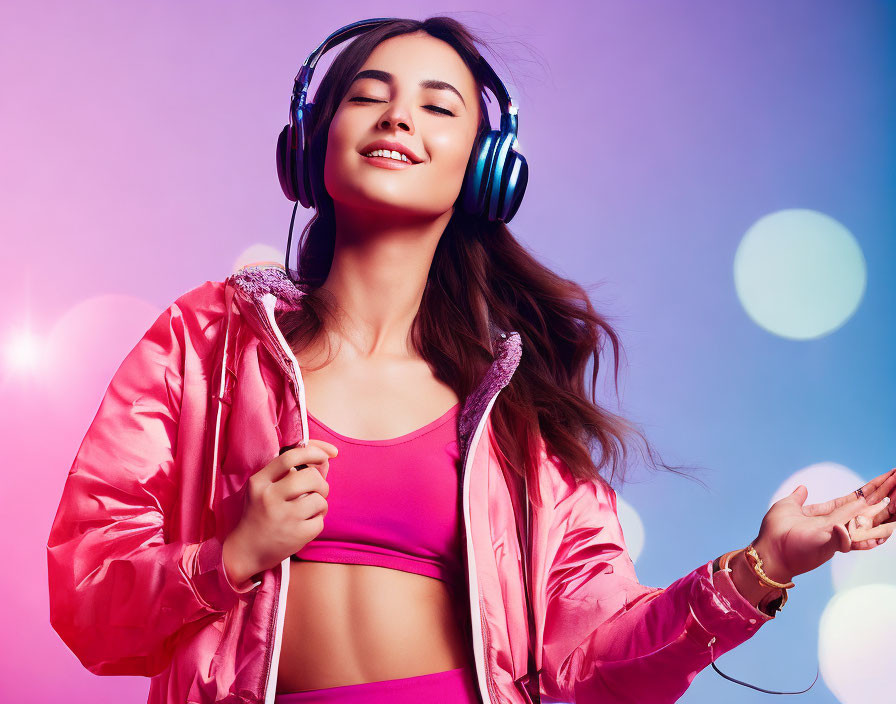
[1,1,892,702]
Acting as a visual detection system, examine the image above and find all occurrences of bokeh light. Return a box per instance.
[41,294,162,425]
[734,209,866,340]
[616,494,645,564]
[818,583,896,703]
[232,243,286,274]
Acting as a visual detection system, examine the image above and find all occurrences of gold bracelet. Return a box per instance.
[718,546,792,616]
[744,544,795,590]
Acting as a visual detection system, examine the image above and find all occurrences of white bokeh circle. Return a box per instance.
[767,461,865,511]
[615,494,645,564]
[233,243,286,274]
[41,294,163,423]
[818,583,896,703]
[734,209,866,340]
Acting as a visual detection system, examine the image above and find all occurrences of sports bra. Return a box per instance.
[291,401,464,588]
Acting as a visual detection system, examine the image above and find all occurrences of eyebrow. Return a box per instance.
[349,69,466,108]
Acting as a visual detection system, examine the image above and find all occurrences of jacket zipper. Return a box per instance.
[461,390,506,704]
[253,292,311,704]
[208,284,288,704]
[243,281,502,704]
[206,283,236,527]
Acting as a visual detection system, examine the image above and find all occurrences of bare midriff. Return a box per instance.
[275,560,470,693]
[275,336,470,694]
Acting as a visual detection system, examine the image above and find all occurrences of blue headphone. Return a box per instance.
[275,17,529,224]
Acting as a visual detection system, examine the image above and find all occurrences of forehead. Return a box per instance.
[357,32,478,102]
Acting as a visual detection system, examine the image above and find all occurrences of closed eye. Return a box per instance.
[348,96,454,116]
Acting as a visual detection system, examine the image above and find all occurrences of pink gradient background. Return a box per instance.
[1,1,892,702]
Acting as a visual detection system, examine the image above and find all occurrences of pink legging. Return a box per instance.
[273,664,480,703]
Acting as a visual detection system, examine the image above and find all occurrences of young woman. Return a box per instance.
[47,16,896,704]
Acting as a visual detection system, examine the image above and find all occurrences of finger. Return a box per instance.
[830,495,868,527]
[863,487,896,527]
[884,485,896,517]
[849,516,875,549]
[867,496,894,528]
[864,466,896,492]
[830,485,886,525]
[862,496,892,526]
[833,522,853,553]
[846,516,873,550]
[849,504,895,548]
[887,491,896,523]
[861,521,896,548]
[867,469,896,505]
[806,468,896,518]
[803,497,837,517]
[306,438,339,457]
[266,446,331,482]
[285,445,331,465]
[847,496,890,533]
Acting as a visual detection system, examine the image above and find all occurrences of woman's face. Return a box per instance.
[323,31,482,221]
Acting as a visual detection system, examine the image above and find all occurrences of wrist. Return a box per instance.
[750,539,794,585]
[728,548,785,613]
[222,532,256,590]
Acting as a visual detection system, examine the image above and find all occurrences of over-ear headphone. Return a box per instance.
[275,17,529,224]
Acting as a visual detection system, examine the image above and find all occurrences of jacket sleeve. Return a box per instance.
[539,456,774,704]
[46,280,259,678]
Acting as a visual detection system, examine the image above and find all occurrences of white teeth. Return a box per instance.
[363,149,412,163]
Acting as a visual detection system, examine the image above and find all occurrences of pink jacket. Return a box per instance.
[47,263,773,704]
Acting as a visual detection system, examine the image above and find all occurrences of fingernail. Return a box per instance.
[885,496,891,504]
[878,538,886,545]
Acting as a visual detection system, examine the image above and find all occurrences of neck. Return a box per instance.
[322,205,454,360]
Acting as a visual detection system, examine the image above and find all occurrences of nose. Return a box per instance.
[378,102,414,134]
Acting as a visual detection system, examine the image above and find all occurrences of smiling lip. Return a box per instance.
[359,140,423,163]
[360,154,417,170]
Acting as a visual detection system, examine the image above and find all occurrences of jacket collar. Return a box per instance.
[226,263,523,459]
[227,262,519,354]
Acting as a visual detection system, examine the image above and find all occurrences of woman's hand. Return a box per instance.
[751,467,896,583]
[223,439,339,587]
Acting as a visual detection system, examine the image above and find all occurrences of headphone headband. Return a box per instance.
[290,18,516,131]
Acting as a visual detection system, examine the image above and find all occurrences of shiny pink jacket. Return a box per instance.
[47,264,772,704]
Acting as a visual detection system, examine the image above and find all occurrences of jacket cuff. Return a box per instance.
[685,560,772,650]
[190,536,260,612]
[711,558,776,623]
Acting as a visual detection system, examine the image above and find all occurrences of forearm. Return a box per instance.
[48,534,244,676]
[550,559,771,704]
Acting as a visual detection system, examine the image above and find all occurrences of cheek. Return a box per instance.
[325,115,349,159]
[429,129,476,173]
[322,114,358,184]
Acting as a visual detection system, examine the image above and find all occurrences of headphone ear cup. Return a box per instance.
[484,130,528,223]
[276,103,316,208]
[276,123,299,202]
[486,130,513,222]
[498,149,528,223]
[461,130,500,217]
[295,102,316,209]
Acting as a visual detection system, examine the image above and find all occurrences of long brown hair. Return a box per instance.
[275,16,707,505]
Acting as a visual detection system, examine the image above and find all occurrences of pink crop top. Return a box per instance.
[291,402,464,588]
